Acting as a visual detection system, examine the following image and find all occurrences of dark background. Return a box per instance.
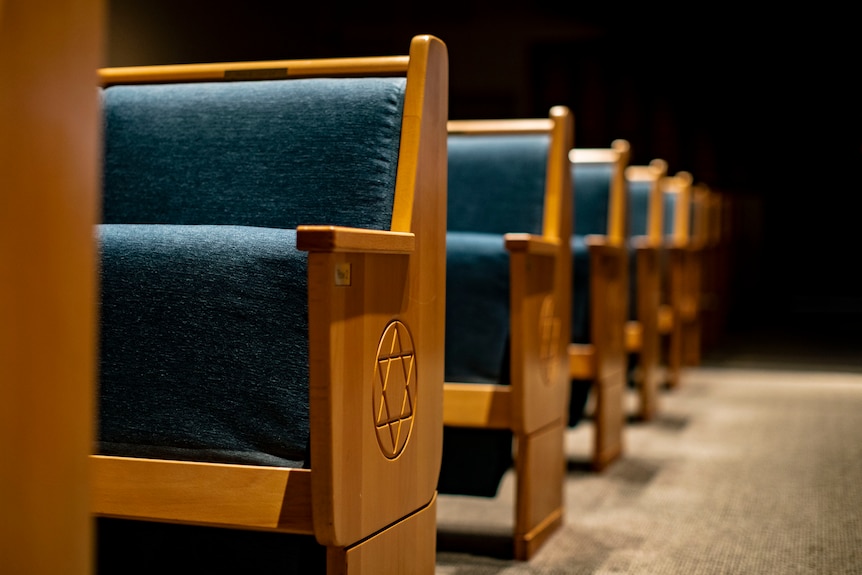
[105,1,862,350]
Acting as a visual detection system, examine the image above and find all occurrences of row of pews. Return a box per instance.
[90,34,731,573]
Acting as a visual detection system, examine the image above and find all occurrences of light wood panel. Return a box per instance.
[0,2,102,574]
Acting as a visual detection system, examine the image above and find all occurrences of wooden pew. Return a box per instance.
[697,184,727,356]
[624,159,669,421]
[658,171,694,388]
[568,140,631,470]
[681,182,710,366]
[440,108,573,560]
[92,35,448,575]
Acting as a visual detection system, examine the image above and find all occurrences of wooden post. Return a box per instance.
[0,1,103,573]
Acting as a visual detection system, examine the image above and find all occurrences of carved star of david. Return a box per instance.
[372,321,416,459]
[539,295,560,386]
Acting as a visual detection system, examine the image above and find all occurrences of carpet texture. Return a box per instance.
[436,366,862,574]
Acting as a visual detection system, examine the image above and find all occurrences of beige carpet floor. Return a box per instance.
[435,366,862,574]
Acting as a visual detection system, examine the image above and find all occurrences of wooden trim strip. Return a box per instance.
[91,455,314,534]
[658,304,674,334]
[443,383,512,429]
[99,56,410,86]
[447,118,554,134]
[568,343,595,379]
[625,320,643,352]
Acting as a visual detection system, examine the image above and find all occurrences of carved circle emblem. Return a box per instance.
[372,320,416,459]
[539,295,560,386]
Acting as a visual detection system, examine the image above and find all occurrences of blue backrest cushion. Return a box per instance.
[664,192,678,238]
[447,134,549,235]
[627,179,651,320]
[628,178,652,238]
[572,162,612,237]
[102,77,406,230]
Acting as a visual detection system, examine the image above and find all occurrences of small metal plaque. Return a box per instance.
[335,262,351,286]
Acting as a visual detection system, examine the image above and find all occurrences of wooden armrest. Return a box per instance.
[586,236,627,258]
[296,225,415,253]
[631,236,661,251]
[585,235,626,252]
[504,233,560,255]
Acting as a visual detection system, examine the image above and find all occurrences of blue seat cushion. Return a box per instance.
[628,245,639,321]
[444,231,511,384]
[98,224,310,467]
[572,162,612,237]
[570,235,591,344]
[439,232,514,497]
[102,77,405,230]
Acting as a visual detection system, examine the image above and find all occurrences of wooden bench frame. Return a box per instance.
[681,182,711,367]
[92,34,449,575]
[443,107,574,560]
[699,186,729,354]
[624,158,668,421]
[569,140,630,470]
[658,170,696,389]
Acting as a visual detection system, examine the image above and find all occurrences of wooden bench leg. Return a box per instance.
[634,246,661,421]
[593,364,625,471]
[513,422,565,560]
[327,494,437,575]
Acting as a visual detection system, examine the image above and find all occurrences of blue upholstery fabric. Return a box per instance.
[628,178,652,238]
[445,134,550,384]
[568,161,614,427]
[569,236,593,426]
[102,78,405,230]
[447,134,549,235]
[570,235,591,344]
[98,77,407,468]
[628,245,639,321]
[98,225,309,467]
[444,232,511,384]
[664,192,678,238]
[570,162,614,343]
[572,162,613,237]
[628,179,653,321]
[440,134,550,497]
